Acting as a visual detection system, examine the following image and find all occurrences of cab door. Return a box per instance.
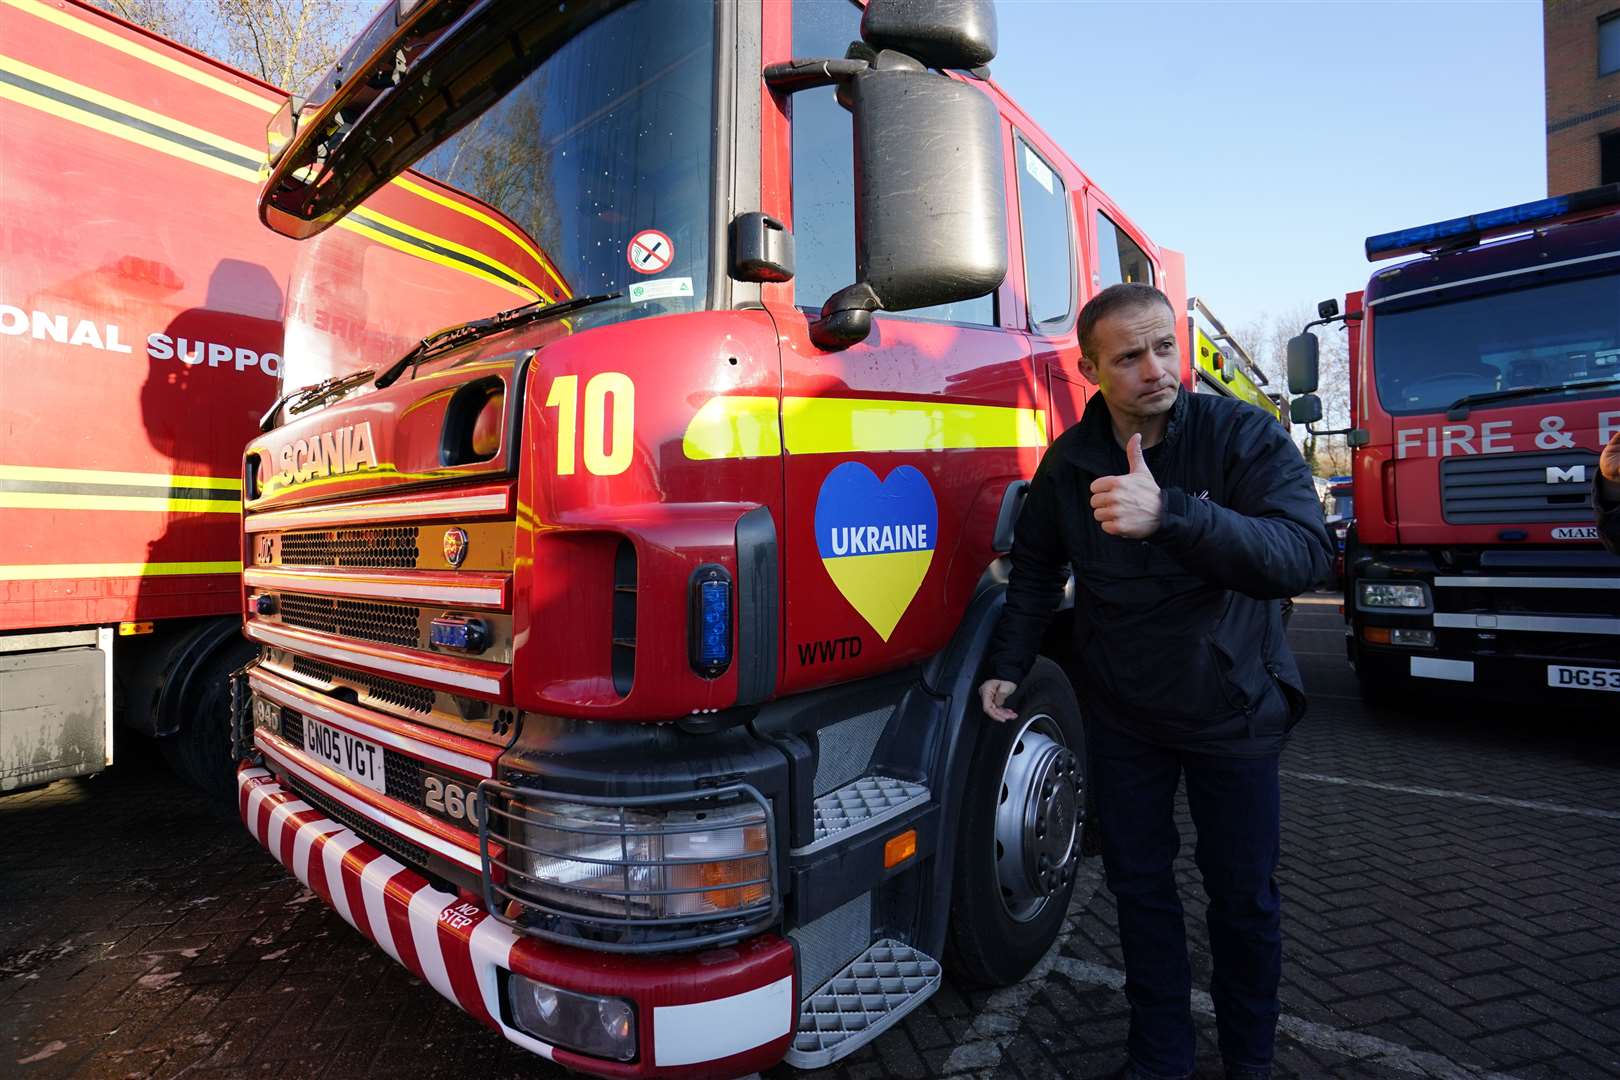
[760,0,1038,694]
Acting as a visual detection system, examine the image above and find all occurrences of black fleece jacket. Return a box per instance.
[986,387,1335,756]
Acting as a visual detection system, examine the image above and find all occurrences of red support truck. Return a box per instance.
[230,1,1201,1075]
[0,0,300,793]
[1286,186,1620,705]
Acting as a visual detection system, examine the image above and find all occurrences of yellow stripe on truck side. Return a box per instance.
[683,396,1047,459]
[0,465,240,490]
[1,0,279,112]
[0,465,242,514]
[0,53,265,180]
[0,560,242,581]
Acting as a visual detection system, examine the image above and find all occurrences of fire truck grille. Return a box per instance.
[290,656,435,716]
[279,595,418,648]
[288,777,430,870]
[383,750,425,810]
[279,526,420,569]
[1440,449,1599,524]
[279,707,304,748]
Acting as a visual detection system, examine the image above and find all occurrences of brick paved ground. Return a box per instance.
[4,598,1618,1079]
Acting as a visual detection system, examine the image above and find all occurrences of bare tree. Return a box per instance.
[91,0,368,92]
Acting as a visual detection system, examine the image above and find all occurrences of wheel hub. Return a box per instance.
[993,714,1081,922]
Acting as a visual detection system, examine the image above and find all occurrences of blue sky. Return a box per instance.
[990,0,1547,335]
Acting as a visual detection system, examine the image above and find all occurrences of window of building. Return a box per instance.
[789,0,994,326]
[1016,137,1074,328]
[1603,130,1620,184]
[1601,12,1620,76]
[1095,212,1154,288]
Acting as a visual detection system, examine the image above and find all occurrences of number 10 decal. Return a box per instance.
[544,372,635,475]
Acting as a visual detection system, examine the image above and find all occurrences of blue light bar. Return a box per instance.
[1364,183,1620,262]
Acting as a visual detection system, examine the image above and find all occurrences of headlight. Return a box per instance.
[512,796,771,922]
[1358,581,1428,609]
[508,974,635,1061]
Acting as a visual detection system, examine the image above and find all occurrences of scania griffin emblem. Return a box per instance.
[442,527,469,568]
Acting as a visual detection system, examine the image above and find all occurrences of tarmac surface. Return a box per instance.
[3,596,1618,1079]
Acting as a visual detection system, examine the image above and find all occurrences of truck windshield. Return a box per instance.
[411,0,713,319]
[1372,271,1620,415]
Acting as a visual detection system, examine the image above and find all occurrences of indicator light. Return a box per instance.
[884,829,918,868]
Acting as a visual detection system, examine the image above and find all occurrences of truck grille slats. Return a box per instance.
[290,656,435,715]
[1440,449,1598,524]
[280,526,420,569]
[279,595,418,648]
[288,777,430,869]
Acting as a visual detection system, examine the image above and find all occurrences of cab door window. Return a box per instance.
[1016,137,1074,329]
[790,0,995,326]
[1096,211,1154,288]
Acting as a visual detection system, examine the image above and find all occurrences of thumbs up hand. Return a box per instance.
[1089,432,1162,539]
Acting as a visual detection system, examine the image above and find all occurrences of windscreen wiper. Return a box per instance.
[258,368,379,431]
[374,292,619,389]
[1445,376,1620,420]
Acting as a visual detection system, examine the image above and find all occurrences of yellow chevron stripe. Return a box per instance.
[0,560,242,581]
[392,176,571,297]
[1,0,279,112]
[0,465,240,489]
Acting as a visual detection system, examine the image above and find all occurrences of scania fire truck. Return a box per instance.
[0,0,302,793]
[1287,186,1620,705]
[231,0,1199,1075]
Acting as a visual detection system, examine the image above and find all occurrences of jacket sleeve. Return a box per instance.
[1148,409,1334,599]
[985,455,1070,685]
[1597,474,1620,555]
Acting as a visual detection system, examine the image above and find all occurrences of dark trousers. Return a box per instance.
[1091,722,1281,1080]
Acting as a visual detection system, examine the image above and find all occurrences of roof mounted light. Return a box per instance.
[1364,183,1620,262]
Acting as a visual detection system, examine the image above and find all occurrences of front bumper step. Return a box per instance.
[784,941,942,1069]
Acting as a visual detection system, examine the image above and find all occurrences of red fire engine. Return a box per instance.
[0,0,299,793]
[233,1,1194,1075]
[1287,186,1620,704]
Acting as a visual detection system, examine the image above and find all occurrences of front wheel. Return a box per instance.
[947,656,1085,987]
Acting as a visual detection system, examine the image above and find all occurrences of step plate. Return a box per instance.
[799,775,928,855]
[784,940,942,1069]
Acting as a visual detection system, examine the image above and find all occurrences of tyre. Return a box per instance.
[160,638,255,800]
[947,656,1085,988]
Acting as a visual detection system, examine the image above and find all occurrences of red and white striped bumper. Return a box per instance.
[237,764,797,1079]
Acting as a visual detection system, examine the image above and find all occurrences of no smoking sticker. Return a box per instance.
[627,229,673,275]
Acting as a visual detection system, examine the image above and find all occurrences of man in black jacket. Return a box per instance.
[980,283,1333,1080]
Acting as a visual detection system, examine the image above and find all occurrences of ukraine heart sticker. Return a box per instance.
[815,462,938,642]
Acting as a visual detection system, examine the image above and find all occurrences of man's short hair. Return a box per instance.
[1078,283,1175,361]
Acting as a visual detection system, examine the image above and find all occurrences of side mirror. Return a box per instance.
[826,64,1005,342]
[1290,394,1323,426]
[1286,333,1320,395]
[862,0,998,71]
